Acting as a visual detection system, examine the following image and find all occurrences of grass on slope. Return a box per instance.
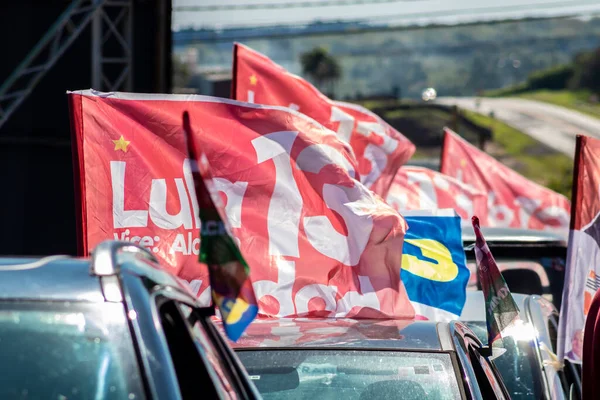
[462,110,573,198]
[516,90,600,120]
[486,87,600,119]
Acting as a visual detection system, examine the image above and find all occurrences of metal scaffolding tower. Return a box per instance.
[92,0,133,92]
[0,0,133,131]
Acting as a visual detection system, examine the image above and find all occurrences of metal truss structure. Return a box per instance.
[0,0,133,131]
[92,0,133,92]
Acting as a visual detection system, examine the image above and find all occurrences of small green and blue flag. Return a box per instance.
[183,111,258,342]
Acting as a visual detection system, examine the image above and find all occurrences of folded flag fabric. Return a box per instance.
[387,166,486,221]
[559,135,600,363]
[68,90,414,321]
[472,216,520,347]
[183,111,257,341]
[401,209,470,321]
[232,43,415,197]
[441,128,570,230]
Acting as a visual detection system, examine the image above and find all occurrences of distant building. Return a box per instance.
[188,66,232,98]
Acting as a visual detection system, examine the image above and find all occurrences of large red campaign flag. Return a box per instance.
[559,135,600,363]
[440,128,570,230]
[386,166,486,220]
[232,43,415,197]
[69,90,414,320]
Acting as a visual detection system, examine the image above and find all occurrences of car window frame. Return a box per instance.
[525,295,569,400]
[452,323,485,399]
[451,322,511,400]
[182,305,261,400]
[464,337,509,400]
[120,268,258,400]
[154,293,225,399]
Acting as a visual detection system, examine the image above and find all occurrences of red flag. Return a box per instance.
[472,216,520,347]
[440,128,570,230]
[559,135,600,363]
[386,166,486,220]
[232,43,415,197]
[68,90,414,320]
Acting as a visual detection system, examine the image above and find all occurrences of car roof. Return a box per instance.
[460,291,527,322]
[0,256,105,302]
[461,225,567,247]
[231,318,445,351]
[0,241,198,304]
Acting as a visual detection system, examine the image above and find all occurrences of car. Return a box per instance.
[462,225,568,309]
[0,240,260,400]
[228,317,511,399]
[461,291,582,400]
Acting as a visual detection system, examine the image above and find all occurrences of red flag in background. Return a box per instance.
[440,128,570,230]
[559,135,600,363]
[232,43,415,197]
[69,90,414,320]
[386,166,486,220]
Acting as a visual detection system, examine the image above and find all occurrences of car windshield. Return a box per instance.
[465,321,543,399]
[0,301,145,400]
[237,349,462,400]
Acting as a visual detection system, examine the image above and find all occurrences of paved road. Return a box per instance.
[436,97,600,157]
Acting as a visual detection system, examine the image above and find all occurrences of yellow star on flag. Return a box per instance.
[113,135,130,152]
[460,158,467,167]
[249,74,258,85]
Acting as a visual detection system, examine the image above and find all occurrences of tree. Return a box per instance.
[300,47,342,97]
[570,48,600,94]
[172,55,191,90]
[466,53,502,95]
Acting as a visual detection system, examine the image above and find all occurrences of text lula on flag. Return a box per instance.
[472,216,520,347]
[401,209,470,321]
[559,135,600,363]
[183,111,257,341]
[441,127,570,230]
[68,90,415,320]
[232,43,415,197]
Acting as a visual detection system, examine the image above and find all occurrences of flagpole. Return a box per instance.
[231,44,239,100]
[569,135,584,232]
[182,110,217,318]
[558,135,584,363]
[440,127,449,172]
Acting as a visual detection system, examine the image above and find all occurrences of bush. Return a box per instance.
[570,49,600,94]
[485,64,574,96]
[485,83,529,97]
[526,64,574,91]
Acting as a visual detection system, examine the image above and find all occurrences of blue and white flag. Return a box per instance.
[401,209,469,321]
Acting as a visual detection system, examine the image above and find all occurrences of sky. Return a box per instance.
[172,0,600,30]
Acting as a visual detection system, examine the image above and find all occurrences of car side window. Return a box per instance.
[548,314,582,399]
[178,304,240,399]
[466,341,507,400]
[157,299,220,399]
[547,314,570,395]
